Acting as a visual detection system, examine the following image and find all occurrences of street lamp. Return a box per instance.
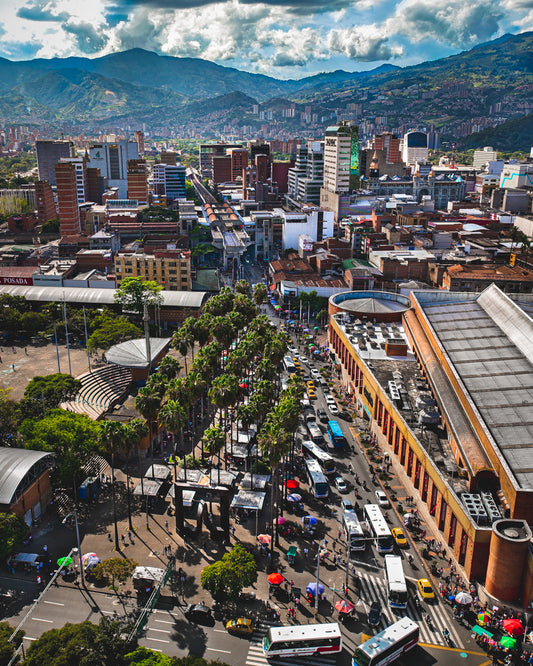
[62,511,85,588]
[314,546,321,618]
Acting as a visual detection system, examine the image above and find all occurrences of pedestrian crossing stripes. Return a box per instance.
[357,570,463,648]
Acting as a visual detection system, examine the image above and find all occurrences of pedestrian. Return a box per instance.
[11,364,15,372]
[37,575,41,585]
[165,519,169,531]
[303,547,308,559]
[121,533,126,545]
[231,525,236,537]
[337,529,342,540]
[24,347,27,355]
[43,544,47,553]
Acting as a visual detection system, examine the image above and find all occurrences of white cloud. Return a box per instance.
[328,24,403,61]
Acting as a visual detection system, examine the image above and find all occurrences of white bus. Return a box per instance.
[301,440,336,476]
[283,356,296,374]
[384,554,408,609]
[352,617,419,666]
[263,622,342,658]
[304,458,329,499]
[343,510,366,551]
[364,504,394,553]
[307,422,326,446]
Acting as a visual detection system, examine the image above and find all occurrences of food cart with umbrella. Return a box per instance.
[273,516,286,526]
[500,636,518,650]
[257,534,271,545]
[306,582,325,603]
[285,479,300,490]
[302,515,317,531]
[287,546,297,564]
[267,572,284,586]
[335,599,355,621]
[287,493,302,502]
[81,552,101,571]
[455,591,473,605]
[477,610,492,626]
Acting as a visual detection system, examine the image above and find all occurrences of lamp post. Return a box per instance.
[63,511,84,588]
[314,545,321,619]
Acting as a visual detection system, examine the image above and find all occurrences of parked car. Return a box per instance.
[375,490,389,507]
[184,602,214,624]
[391,527,407,548]
[306,380,315,389]
[324,394,336,406]
[338,410,353,422]
[311,368,321,379]
[226,618,254,637]
[334,476,348,493]
[308,390,317,400]
[417,578,435,600]
[328,404,339,415]
[288,346,298,355]
[317,408,328,423]
[368,601,382,627]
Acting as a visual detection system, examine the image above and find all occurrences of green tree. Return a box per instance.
[0,512,30,560]
[252,282,267,306]
[171,658,230,666]
[0,621,19,666]
[22,374,82,416]
[98,421,129,552]
[234,280,252,297]
[200,544,257,601]
[93,557,138,589]
[19,409,101,487]
[157,355,182,380]
[124,646,173,665]
[88,317,143,351]
[114,277,163,318]
[135,384,164,461]
[0,389,21,447]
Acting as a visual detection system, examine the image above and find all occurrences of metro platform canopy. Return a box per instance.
[413,285,533,490]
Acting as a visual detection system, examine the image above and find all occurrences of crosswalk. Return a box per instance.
[244,570,462,665]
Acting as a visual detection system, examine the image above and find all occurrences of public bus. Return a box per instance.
[283,356,296,374]
[364,504,394,553]
[384,554,408,609]
[327,420,346,447]
[307,422,326,446]
[343,510,366,551]
[302,440,336,476]
[263,622,342,658]
[352,617,419,666]
[304,458,329,499]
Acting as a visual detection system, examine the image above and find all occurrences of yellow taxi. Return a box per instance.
[391,527,407,548]
[308,389,317,400]
[292,357,301,367]
[226,618,254,637]
[417,578,435,600]
[306,380,315,389]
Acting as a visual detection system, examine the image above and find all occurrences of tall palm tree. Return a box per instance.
[185,370,206,459]
[209,374,240,467]
[124,418,148,531]
[98,420,128,552]
[203,426,226,485]
[159,399,188,529]
[157,355,182,380]
[135,384,163,463]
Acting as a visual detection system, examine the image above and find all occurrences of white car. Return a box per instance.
[324,394,336,406]
[334,476,348,493]
[288,346,298,355]
[375,490,389,507]
[311,369,321,379]
[328,404,339,415]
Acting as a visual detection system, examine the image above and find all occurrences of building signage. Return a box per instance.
[0,276,33,286]
[363,385,374,408]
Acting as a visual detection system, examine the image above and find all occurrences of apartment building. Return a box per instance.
[115,249,192,291]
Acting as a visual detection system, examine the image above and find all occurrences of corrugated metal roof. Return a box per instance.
[0,448,54,506]
[0,285,207,308]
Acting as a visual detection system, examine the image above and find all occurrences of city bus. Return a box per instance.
[343,510,366,551]
[364,504,394,553]
[384,554,408,609]
[263,622,342,658]
[307,422,326,446]
[304,458,329,499]
[283,356,296,374]
[301,440,336,476]
[352,617,419,666]
[327,420,346,447]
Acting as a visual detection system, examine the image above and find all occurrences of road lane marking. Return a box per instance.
[207,648,231,654]
[148,628,170,634]
[154,619,174,625]
[44,601,64,606]
[32,618,52,623]
[145,637,169,643]
[23,637,37,641]
[101,610,115,615]
[214,629,226,633]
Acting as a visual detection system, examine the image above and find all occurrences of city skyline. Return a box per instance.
[0,0,531,78]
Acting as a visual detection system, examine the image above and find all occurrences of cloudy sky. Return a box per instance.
[0,0,530,78]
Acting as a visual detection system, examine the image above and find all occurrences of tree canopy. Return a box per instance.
[0,512,29,561]
[200,543,257,601]
[114,277,163,317]
[88,316,143,351]
[22,374,82,415]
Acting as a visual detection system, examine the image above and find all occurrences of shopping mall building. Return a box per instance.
[328,286,533,605]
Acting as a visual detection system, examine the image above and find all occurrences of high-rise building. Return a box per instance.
[212,155,232,184]
[36,140,74,185]
[254,154,269,183]
[57,157,87,205]
[88,140,139,198]
[114,249,191,291]
[34,180,57,225]
[152,163,186,201]
[402,131,428,167]
[227,148,249,181]
[288,141,324,205]
[55,161,81,236]
[473,146,498,171]
[134,130,145,155]
[198,142,243,179]
[322,122,360,195]
[86,167,105,205]
[372,132,402,164]
[160,151,177,166]
[127,159,148,205]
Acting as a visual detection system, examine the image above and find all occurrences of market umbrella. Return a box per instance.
[503,619,525,636]
[287,493,302,502]
[314,326,320,330]
[274,516,286,525]
[500,636,517,649]
[477,611,492,626]
[257,534,272,545]
[455,591,473,605]
[306,582,325,596]
[303,515,317,526]
[57,556,73,567]
[335,600,355,614]
[267,573,284,586]
[448,595,456,603]
[319,549,330,559]
[285,479,299,489]
[83,555,101,570]
[81,552,98,563]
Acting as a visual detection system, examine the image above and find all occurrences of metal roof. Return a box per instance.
[105,338,171,368]
[0,448,55,506]
[415,284,533,489]
[0,286,207,309]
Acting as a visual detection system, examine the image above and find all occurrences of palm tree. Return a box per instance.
[202,426,226,485]
[98,420,128,552]
[252,282,267,307]
[185,370,206,459]
[134,384,163,462]
[157,355,182,380]
[159,399,188,529]
[209,374,240,463]
[124,418,148,531]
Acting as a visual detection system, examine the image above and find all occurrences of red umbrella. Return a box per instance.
[503,619,525,636]
[267,573,284,586]
[273,516,286,525]
[285,479,299,489]
[335,600,355,614]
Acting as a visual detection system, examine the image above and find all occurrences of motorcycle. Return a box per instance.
[425,614,434,631]
[442,629,452,646]
[408,554,414,566]
[414,596,421,612]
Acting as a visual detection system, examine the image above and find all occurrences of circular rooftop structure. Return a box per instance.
[329,290,411,322]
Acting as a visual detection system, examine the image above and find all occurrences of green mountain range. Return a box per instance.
[0,32,530,147]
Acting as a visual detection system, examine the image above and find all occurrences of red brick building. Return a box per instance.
[55,161,81,236]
